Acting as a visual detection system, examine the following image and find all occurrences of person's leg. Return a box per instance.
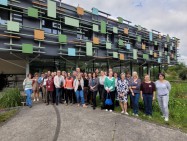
[29,89,32,106]
[120,101,124,112]
[102,90,107,109]
[162,95,169,119]
[75,91,80,104]
[65,89,69,104]
[56,88,59,105]
[124,102,128,113]
[47,91,50,105]
[25,90,29,106]
[143,94,148,115]
[147,95,153,116]
[157,95,164,116]
[134,93,140,114]
[110,91,115,110]
[80,90,85,105]
[93,91,97,108]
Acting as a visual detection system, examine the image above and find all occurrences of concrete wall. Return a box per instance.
[0,60,26,74]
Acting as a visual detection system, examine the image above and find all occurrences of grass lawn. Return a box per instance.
[0,109,18,124]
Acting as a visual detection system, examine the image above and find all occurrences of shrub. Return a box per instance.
[0,88,22,108]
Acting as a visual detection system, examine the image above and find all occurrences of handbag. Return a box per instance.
[105,93,113,106]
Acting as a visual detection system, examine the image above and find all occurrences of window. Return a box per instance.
[42,19,60,34]
[12,12,23,25]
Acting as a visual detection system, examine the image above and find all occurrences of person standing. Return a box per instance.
[155,73,171,121]
[83,72,89,104]
[73,74,87,108]
[129,71,141,116]
[42,74,48,103]
[23,73,33,108]
[126,72,133,109]
[46,75,54,105]
[64,72,74,105]
[99,71,106,109]
[38,73,44,100]
[54,71,64,105]
[117,73,129,114]
[89,72,99,110]
[32,73,40,102]
[104,71,115,112]
[140,74,156,117]
[114,72,120,107]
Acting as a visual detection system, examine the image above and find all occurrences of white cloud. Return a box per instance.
[62,0,187,64]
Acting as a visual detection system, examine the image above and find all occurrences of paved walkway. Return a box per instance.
[0,102,187,141]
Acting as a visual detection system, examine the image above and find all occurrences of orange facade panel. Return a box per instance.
[34,29,44,40]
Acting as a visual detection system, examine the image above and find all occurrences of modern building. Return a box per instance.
[0,0,180,86]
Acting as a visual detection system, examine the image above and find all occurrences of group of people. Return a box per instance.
[23,68,171,122]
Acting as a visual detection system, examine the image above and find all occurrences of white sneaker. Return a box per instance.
[37,98,39,101]
[161,115,165,118]
[33,99,36,102]
[121,111,124,114]
[109,110,113,112]
[105,109,108,112]
[125,112,129,115]
[135,114,139,117]
[132,113,135,116]
[164,117,169,122]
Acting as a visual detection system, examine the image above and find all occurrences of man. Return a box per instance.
[54,71,65,105]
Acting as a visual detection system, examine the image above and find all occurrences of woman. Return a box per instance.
[89,72,99,110]
[23,73,33,108]
[42,74,48,103]
[129,71,141,116]
[64,72,74,105]
[104,71,115,112]
[46,75,54,105]
[99,71,106,109]
[32,73,40,102]
[83,72,89,104]
[155,73,171,121]
[87,73,92,104]
[140,74,156,117]
[73,74,87,108]
[117,73,129,114]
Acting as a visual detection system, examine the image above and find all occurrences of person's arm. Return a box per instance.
[166,81,171,92]
[104,77,109,90]
[140,82,143,100]
[152,82,156,100]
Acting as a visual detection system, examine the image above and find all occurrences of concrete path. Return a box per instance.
[0,102,187,141]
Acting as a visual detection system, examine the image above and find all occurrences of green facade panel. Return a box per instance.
[106,42,111,49]
[7,21,19,32]
[93,24,99,32]
[143,54,149,60]
[101,20,106,34]
[47,0,56,18]
[65,17,79,27]
[113,52,118,58]
[113,27,118,34]
[86,42,93,56]
[133,49,137,59]
[58,34,67,43]
[28,7,38,18]
[137,35,141,42]
[22,44,33,54]
[118,39,124,46]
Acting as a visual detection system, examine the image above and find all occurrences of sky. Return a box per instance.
[62,0,187,64]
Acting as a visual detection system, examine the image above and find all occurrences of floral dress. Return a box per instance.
[117,79,129,103]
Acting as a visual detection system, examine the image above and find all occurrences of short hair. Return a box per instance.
[120,73,126,76]
[158,73,165,79]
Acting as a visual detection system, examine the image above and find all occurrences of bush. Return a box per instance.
[0,88,22,108]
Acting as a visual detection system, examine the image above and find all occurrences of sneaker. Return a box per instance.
[33,99,36,102]
[164,117,169,122]
[37,98,39,101]
[148,116,152,119]
[105,109,108,112]
[132,113,135,116]
[109,110,113,112]
[135,114,139,117]
[161,115,165,118]
[121,111,124,114]
[125,112,129,115]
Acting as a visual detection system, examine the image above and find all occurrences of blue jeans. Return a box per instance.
[56,88,62,105]
[25,89,33,107]
[76,90,85,105]
[131,93,140,114]
[143,94,153,116]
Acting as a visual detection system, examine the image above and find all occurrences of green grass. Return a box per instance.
[96,82,187,133]
[0,109,18,124]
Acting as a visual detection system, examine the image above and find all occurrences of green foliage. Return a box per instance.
[0,88,22,108]
[0,109,17,123]
[179,68,187,80]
